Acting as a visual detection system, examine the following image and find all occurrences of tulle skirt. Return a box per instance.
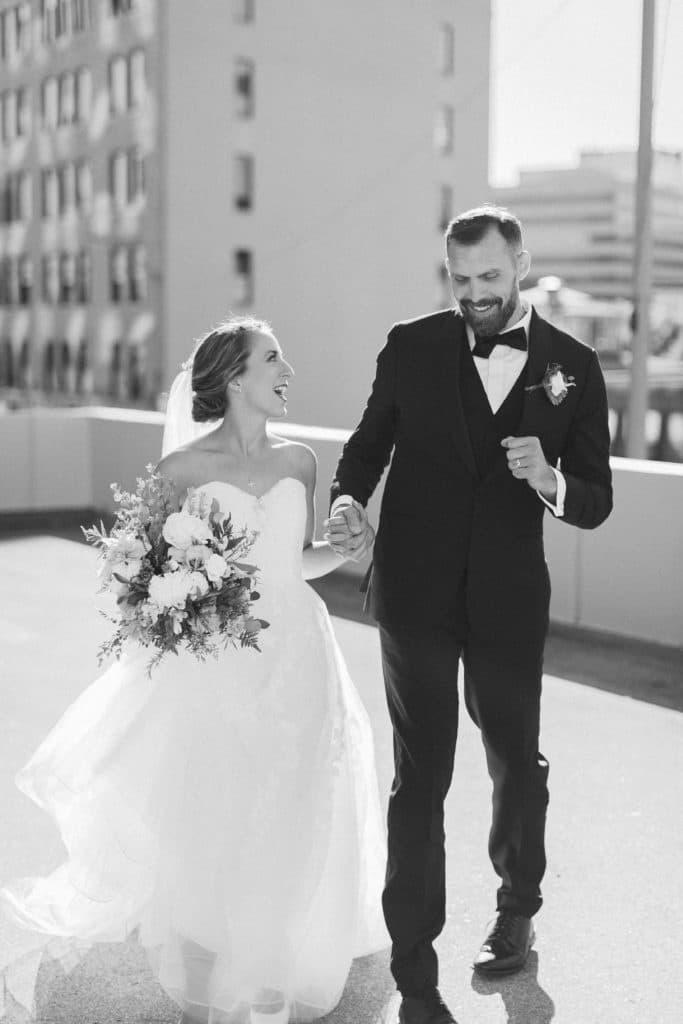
[0,585,388,1021]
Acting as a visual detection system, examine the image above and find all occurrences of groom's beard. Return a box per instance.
[460,287,519,338]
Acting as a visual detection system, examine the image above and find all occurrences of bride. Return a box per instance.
[0,317,387,1024]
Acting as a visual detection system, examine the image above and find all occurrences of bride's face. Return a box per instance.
[234,331,294,417]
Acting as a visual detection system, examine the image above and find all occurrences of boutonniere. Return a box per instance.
[525,363,576,406]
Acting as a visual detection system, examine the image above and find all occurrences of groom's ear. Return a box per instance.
[516,249,531,282]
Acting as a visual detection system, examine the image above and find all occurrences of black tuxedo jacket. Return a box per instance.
[331,308,613,637]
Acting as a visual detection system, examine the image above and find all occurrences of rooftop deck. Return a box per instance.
[0,534,681,1024]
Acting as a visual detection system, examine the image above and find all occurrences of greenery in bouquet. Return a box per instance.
[82,466,269,675]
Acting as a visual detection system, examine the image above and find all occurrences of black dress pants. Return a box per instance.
[379,623,550,997]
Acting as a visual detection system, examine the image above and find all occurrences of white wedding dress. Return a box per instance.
[0,477,388,1022]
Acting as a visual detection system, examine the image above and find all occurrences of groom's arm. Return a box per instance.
[330,328,399,511]
[556,349,613,530]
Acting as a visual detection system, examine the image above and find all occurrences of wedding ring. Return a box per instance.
[514,458,522,469]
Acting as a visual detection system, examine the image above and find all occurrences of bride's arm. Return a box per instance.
[295,444,349,580]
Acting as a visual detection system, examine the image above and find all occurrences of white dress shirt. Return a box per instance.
[332,303,566,519]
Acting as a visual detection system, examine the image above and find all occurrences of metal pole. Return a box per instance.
[627,0,656,459]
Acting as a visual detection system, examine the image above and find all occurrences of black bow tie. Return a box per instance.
[472,326,527,359]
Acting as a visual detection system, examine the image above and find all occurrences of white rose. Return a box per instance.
[148,569,195,611]
[549,372,566,397]
[205,553,229,584]
[163,512,213,552]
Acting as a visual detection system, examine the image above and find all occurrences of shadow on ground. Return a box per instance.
[470,952,555,1024]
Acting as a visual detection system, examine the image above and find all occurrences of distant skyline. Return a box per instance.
[490,0,682,186]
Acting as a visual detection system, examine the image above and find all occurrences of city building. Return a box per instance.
[0,0,491,427]
[492,149,683,327]
[0,0,157,406]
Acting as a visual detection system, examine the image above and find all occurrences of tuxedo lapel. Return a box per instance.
[516,308,555,439]
[440,311,477,477]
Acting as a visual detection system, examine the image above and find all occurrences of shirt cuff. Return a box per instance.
[330,494,355,517]
[537,467,566,517]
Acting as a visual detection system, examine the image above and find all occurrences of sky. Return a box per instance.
[490,0,683,185]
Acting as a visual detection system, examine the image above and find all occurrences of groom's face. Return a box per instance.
[446,227,528,338]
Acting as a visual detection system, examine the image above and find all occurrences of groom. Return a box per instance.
[327,206,613,1024]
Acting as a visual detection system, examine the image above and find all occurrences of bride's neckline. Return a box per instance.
[190,476,306,503]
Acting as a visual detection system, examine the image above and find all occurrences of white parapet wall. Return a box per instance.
[1,409,681,648]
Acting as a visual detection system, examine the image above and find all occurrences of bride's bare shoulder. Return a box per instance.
[270,437,317,486]
[155,448,202,502]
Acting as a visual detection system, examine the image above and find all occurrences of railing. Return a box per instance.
[1,407,681,648]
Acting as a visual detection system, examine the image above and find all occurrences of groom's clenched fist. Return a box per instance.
[324,501,375,562]
[501,436,558,501]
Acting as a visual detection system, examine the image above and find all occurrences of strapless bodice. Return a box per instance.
[184,477,307,599]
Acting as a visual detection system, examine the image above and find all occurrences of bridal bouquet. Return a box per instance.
[83,466,269,674]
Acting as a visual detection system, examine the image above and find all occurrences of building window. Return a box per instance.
[1,8,17,63]
[76,249,90,303]
[41,76,58,128]
[2,90,17,142]
[59,252,76,303]
[41,0,56,44]
[19,170,32,220]
[58,161,76,214]
[58,71,75,124]
[17,338,31,389]
[234,249,253,305]
[41,167,58,218]
[7,258,19,305]
[128,48,146,108]
[435,105,454,155]
[17,3,32,55]
[109,55,127,114]
[233,0,254,22]
[439,184,453,231]
[110,245,128,302]
[234,58,254,118]
[72,0,90,33]
[56,0,70,38]
[129,244,146,301]
[43,253,59,303]
[234,153,254,210]
[0,339,15,387]
[75,338,91,393]
[108,340,123,396]
[18,255,32,305]
[127,344,143,399]
[439,24,455,75]
[76,67,92,122]
[128,148,145,202]
[76,159,92,212]
[16,87,30,136]
[109,149,127,208]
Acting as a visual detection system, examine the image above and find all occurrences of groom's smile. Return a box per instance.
[446,223,531,337]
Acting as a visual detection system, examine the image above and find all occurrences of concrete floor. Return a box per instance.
[1,535,682,1024]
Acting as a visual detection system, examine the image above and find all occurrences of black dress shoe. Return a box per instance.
[398,986,457,1024]
[472,910,535,975]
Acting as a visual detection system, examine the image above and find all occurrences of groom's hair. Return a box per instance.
[445,205,523,251]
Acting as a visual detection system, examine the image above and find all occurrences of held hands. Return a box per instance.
[501,436,557,501]
[324,501,375,563]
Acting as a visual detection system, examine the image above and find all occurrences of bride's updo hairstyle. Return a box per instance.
[190,316,272,422]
